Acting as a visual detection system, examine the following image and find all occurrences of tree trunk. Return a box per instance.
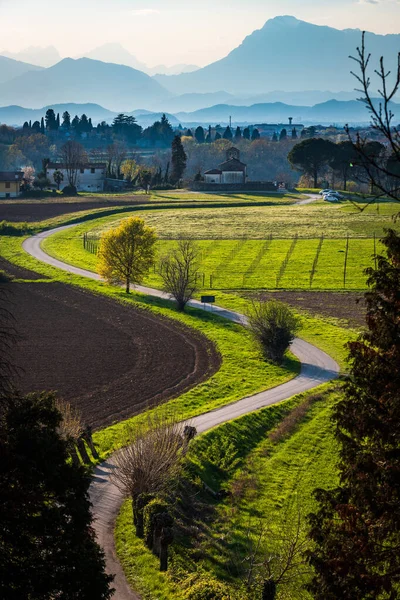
[68,441,80,467]
[160,543,168,572]
[262,580,277,600]
[313,168,318,188]
[76,437,92,465]
[126,279,130,294]
[82,427,99,459]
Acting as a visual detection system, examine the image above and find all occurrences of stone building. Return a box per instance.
[204,147,247,185]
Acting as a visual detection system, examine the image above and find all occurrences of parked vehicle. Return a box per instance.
[323,194,340,203]
[319,189,334,195]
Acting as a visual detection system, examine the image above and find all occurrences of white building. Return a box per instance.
[47,163,106,192]
[204,147,247,185]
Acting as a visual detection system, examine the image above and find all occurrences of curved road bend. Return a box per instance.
[23,225,339,600]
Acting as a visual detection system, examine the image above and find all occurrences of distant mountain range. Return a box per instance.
[154,16,400,95]
[0,43,198,76]
[1,98,396,129]
[0,55,42,84]
[0,17,399,119]
[1,46,61,68]
[175,99,400,125]
[0,58,169,112]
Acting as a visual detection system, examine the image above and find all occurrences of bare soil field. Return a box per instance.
[252,290,366,328]
[0,196,148,222]
[6,279,220,429]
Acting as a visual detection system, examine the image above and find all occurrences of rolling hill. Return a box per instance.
[154,16,400,95]
[0,58,169,111]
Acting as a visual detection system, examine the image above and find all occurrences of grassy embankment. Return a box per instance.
[0,235,304,458]
[115,383,342,600]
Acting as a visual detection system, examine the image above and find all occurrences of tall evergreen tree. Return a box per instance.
[292,127,298,139]
[205,125,212,143]
[272,132,278,142]
[40,117,45,134]
[214,132,222,141]
[0,392,114,599]
[56,113,60,129]
[308,229,400,599]
[234,126,242,141]
[195,126,205,144]
[279,128,287,141]
[45,109,57,131]
[62,111,71,129]
[251,128,260,141]
[243,127,251,140]
[223,126,233,140]
[170,135,187,185]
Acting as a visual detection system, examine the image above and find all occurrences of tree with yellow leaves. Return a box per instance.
[97,217,157,293]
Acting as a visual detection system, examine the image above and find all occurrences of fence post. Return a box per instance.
[373,232,377,270]
[343,234,349,289]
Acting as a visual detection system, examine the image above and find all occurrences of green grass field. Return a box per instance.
[115,384,341,600]
[44,231,379,291]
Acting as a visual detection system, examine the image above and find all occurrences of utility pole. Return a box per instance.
[229,116,232,128]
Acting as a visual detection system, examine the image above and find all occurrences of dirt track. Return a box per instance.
[7,279,220,429]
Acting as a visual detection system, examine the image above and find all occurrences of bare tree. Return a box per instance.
[229,506,311,599]
[111,411,192,537]
[60,140,87,188]
[346,32,400,207]
[159,239,199,311]
[106,142,127,179]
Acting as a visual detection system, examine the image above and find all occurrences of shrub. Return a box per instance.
[62,184,78,196]
[183,578,232,600]
[0,221,31,236]
[247,299,301,364]
[151,183,176,190]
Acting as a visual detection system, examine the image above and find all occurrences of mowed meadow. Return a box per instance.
[43,196,400,291]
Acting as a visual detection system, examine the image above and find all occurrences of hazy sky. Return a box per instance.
[1,0,400,67]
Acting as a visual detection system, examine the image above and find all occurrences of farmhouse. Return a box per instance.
[47,162,107,192]
[0,171,23,198]
[204,147,247,185]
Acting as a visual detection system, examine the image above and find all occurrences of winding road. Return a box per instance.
[23,221,339,600]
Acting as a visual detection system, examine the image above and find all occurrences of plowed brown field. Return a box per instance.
[6,278,220,429]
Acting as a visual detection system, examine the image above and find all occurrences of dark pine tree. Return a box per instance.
[62,111,71,129]
[251,128,260,141]
[223,126,233,140]
[170,135,187,185]
[205,125,212,143]
[243,127,251,140]
[45,109,57,131]
[214,131,222,140]
[234,126,242,141]
[185,129,193,137]
[40,117,45,134]
[308,229,400,600]
[0,392,114,599]
[195,126,205,144]
[56,113,60,129]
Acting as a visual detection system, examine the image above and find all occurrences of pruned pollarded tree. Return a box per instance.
[59,140,87,189]
[97,217,157,293]
[247,299,301,364]
[111,411,191,539]
[159,239,199,311]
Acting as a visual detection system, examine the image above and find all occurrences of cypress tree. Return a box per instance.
[243,127,251,140]
[170,135,187,185]
[223,126,233,140]
[308,229,400,599]
[234,126,242,141]
[194,126,205,144]
[279,128,287,141]
[251,128,260,141]
[40,117,45,134]
[292,127,298,139]
[214,132,222,141]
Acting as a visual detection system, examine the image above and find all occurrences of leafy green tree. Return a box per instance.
[33,173,51,191]
[308,229,400,599]
[195,126,205,144]
[288,138,336,188]
[223,126,233,140]
[98,217,157,293]
[0,392,114,599]
[112,114,142,143]
[330,141,358,191]
[171,135,187,185]
[251,128,260,141]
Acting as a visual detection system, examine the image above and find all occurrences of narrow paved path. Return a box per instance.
[23,223,339,600]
